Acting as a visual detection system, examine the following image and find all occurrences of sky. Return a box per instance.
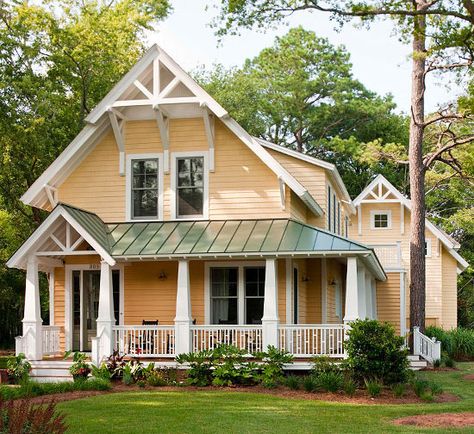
[147,0,460,114]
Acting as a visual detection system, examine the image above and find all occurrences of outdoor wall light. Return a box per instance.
[158,270,167,280]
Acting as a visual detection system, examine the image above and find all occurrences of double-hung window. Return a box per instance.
[130,157,160,219]
[175,155,206,218]
[210,268,238,325]
[244,267,265,325]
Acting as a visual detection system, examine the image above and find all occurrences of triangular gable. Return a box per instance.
[7,204,115,270]
[353,174,469,271]
[21,44,323,217]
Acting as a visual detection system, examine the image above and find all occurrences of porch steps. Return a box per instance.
[30,360,73,383]
[408,355,428,371]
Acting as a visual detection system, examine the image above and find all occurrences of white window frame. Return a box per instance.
[126,153,164,221]
[425,239,432,258]
[171,151,209,220]
[370,210,392,230]
[204,261,265,325]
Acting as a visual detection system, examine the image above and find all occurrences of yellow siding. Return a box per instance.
[306,258,322,323]
[58,119,288,222]
[350,202,449,327]
[376,272,402,334]
[326,260,345,324]
[441,247,458,329]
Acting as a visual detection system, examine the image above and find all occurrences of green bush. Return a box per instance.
[364,379,382,397]
[425,326,474,360]
[66,352,91,382]
[311,356,342,375]
[0,357,12,370]
[284,375,300,390]
[255,346,294,388]
[302,375,318,392]
[315,371,344,393]
[345,319,409,385]
[91,363,111,380]
[392,383,405,398]
[6,353,31,384]
[176,350,214,386]
[411,378,429,397]
[343,378,357,396]
[146,370,168,387]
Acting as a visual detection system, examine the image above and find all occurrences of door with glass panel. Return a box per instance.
[72,269,120,352]
[210,266,265,325]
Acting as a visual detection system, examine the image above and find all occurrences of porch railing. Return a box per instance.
[191,325,263,354]
[113,325,175,358]
[278,324,346,358]
[370,243,402,269]
[413,326,441,364]
[42,326,61,356]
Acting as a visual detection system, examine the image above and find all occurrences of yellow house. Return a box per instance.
[7,45,468,374]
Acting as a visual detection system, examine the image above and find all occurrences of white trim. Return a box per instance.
[400,271,407,338]
[425,239,432,258]
[256,138,355,214]
[65,263,124,351]
[285,258,292,324]
[370,210,392,230]
[126,153,164,222]
[6,206,115,269]
[48,271,55,326]
[204,261,265,325]
[354,174,468,270]
[292,264,299,324]
[170,151,209,220]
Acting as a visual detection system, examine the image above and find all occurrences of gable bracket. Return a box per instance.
[44,185,58,208]
[133,80,154,99]
[278,177,286,210]
[107,108,127,176]
[153,105,170,173]
[201,104,215,172]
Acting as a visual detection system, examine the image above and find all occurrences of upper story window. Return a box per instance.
[327,183,342,235]
[172,152,208,219]
[425,239,432,257]
[126,154,163,221]
[370,210,392,229]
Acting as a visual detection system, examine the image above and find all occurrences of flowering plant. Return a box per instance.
[65,351,91,381]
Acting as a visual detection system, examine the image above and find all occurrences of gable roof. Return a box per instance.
[353,174,469,271]
[20,44,323,217]
[256,138,355,214]
[6,203,115,270]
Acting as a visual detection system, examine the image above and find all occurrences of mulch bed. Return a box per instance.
[18,383,459,406]
[394,413,474,428]
[463,374,474,380]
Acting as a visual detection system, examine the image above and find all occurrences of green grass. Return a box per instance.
[58,363,474,434]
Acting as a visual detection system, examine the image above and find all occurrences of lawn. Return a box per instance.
[58,363,474,434]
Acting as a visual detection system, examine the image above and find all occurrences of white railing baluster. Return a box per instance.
[412,326,441,364]
[112,326,175,357]
[42,326,61,356]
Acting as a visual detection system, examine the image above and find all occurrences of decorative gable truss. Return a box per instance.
[353,174,469,272]
[88,46,220,175]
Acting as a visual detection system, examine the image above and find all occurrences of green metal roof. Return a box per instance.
[55,204,385,280]
[106,219,368,257]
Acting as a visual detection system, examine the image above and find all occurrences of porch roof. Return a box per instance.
[8,204,386,280]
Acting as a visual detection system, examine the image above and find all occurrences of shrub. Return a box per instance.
[345,319,409,385]
[6,353,31,385]
[146,371,168,387]
[105,351,126,379]
[211,345,252,387]
[0,397,66,433]
[364,379,382,398]
[255,346,294,388]
[444,357,456,368]
[315,371,344,393]
[343,378,357,396]
[122,364,134,386]
[429,381,443,396]
[311,356,342,375]
[412,378,429,397]
[426,326,474,360]
[392,383,405,398]
[91,363,111,381]
[176,350,215,386]
[302,376,318,392]
[284,375,300,390]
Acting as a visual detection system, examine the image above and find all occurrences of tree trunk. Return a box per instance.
[409,4,427,335]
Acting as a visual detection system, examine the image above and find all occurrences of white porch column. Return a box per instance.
[365,273,373,319]
[174,260,192,355]
[371,277,377,319]
[262,258,279,350]
[357,265,367,319]
[22,256,43,360]
[343,257,359,325]
[96,260,115,364]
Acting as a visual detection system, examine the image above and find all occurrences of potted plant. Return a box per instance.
[65,351,91,382]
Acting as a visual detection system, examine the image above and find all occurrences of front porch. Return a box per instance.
[8,204,385,364]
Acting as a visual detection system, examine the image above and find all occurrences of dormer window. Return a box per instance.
[126,153,163,221]
[172,151,209,219]
[370,210,392,229]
